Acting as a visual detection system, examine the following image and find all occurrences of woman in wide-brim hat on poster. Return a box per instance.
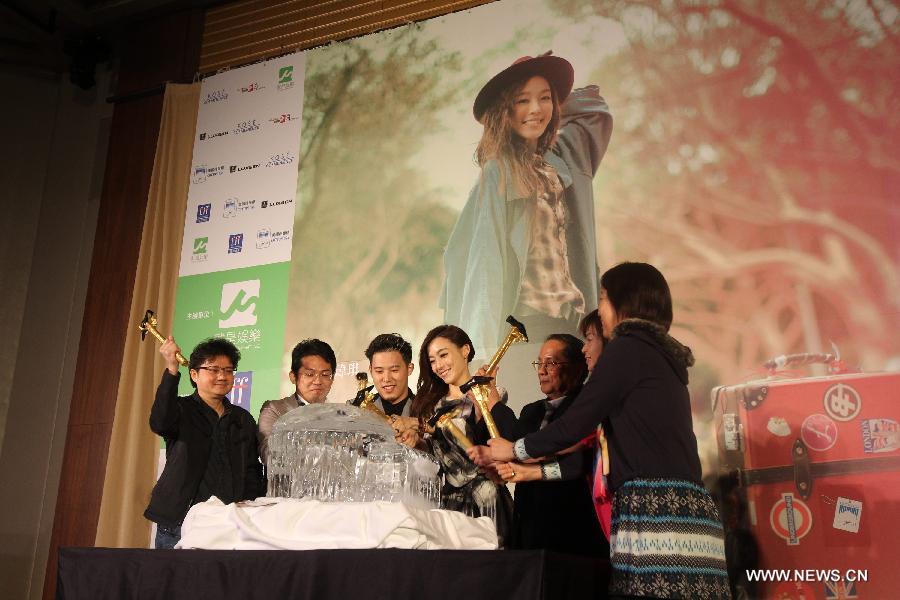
[440,52,613,353]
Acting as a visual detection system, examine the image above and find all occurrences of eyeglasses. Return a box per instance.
[196,366,236,376]
[532,361,568,372]
[299,369,334,380]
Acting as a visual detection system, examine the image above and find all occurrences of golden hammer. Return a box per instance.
[138,309,188,367]
[459,315,528,439]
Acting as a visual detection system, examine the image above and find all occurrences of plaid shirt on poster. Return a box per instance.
[516,161,585,320]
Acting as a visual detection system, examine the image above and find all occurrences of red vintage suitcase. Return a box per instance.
[712,354,900,599]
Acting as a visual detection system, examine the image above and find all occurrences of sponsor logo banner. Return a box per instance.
[173,52,306,416]
[277,65,295,91]
[227,371,253,410]
[172,262,291,411]
[191,164,226,184]
[265,152,295,167]
[228,233,244,254]
[181,51,305,277]
[219,279,259,328]
[229,162,260,174]
[238,82,265,94]
[233,119,260,135]
[268,113,297,125]
[191,237,208,262]
[223,197,257,218]
[196,203,212,223]
[255,227,291,248]
[260,198,293,209]
[199,130,228,141]
[202,89,228,104]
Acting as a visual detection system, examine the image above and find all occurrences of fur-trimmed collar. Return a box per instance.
[611,318,695,370]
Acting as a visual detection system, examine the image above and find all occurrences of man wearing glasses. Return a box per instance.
[508,333,606,555]
[145,336,265,549]
[257,338,336,464]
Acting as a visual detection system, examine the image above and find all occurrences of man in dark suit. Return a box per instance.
[511,333,608,556]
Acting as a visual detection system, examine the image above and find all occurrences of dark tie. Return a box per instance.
[540,399,556,429]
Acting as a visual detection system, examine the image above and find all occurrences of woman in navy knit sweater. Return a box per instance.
[474,262,730,599]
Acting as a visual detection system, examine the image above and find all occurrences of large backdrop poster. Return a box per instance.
[174,0,898,474]
[282,0,899,470]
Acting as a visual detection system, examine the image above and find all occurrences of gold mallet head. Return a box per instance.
[139,310,161,341]
[505,315,528,343]
[459,375,493,395]
[137,308,187,365]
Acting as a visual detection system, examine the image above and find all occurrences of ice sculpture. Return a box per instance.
[265,404,441,507]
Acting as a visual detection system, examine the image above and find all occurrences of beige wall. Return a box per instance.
[0,68,111,600]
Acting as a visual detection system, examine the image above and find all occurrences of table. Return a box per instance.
[57,547,609,599]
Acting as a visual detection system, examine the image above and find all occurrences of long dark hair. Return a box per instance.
[410,325,474,419]
[475,77,561,199]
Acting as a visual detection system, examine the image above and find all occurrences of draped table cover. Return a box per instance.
[57,546,609,599]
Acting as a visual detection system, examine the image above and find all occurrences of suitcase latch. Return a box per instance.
[723,413,743,452]
[741,385,768,410]
[792,439,812,499]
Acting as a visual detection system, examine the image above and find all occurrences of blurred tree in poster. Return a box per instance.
[550,0,899,390]
[288,28,462,358]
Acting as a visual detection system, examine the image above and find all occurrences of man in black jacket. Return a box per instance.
[511,333,607,556]
[144,336,265,549]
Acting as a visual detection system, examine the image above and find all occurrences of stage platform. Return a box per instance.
[57,547,610,599]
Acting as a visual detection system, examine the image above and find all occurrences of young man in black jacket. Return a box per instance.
[144,336,265,549]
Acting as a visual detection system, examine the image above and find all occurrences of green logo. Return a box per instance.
[193,237,208,255]
[221,289,258,323]
[278,66,293,84]
[219,280,260,328]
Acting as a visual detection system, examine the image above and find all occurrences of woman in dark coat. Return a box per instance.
[476,263,730,599]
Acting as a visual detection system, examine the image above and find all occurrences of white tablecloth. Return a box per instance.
[177,497,498,550]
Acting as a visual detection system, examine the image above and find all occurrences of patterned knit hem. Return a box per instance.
[609,478,731,599]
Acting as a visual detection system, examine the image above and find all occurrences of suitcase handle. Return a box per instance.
[764,353,851,375]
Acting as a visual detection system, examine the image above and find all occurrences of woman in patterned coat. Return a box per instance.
[409,324,517,546]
